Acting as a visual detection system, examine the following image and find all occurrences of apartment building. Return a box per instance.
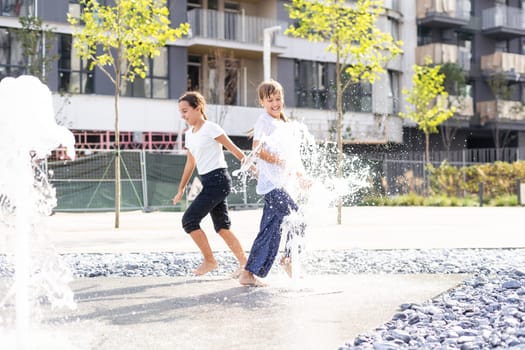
[1,1,523,154]
[416,0,525,153]
[0,0,408,151]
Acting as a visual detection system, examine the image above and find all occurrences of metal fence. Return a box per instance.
[47,149,261,212]
[46,147,522,211]
[360,147,521,196]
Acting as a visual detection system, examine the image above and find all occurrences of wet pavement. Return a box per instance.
[1,206,524,349]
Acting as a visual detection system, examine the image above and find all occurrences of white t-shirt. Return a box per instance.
[253,112,286,194]
[185,121,228,175]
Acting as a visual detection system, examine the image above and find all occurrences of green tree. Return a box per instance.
[285,0,402,224]
[400,58,456,167]
[68,0,189,228]
[13,16,58,82]
[438,62,466,153]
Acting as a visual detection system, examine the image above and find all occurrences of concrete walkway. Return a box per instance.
[42,206,525,253]
[1,206,524,349]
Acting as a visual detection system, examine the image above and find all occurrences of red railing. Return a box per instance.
[72,130,183,151]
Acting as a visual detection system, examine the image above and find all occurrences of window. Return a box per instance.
[495,40,509,53]
[57,34,94,94]
[0,27,25,81]
[187,0,201,9]
[68,0,108,23]
[387,70,400,114]
[122,47,169,99]
[417,27,432,46]
[343,81,372,113]
[294,59,329,109]
[224,1,240,41]
[208,0,218,10]
[187,55,201,91]
[387,17,399,42]
[0,0,34,17]
[206,55,239,105]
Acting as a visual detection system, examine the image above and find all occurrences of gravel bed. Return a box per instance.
[2,248,525,349]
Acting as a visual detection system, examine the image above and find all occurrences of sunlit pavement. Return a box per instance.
[42,206,525,254]
[2,206,524,349]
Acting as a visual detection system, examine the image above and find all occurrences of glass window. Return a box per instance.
[387,70,400,114]
[0,27,26,81]
[344,81,372,113]
[0,0,34,17]
[417,27,432,46]
[57,34,94,94]
[187,0,202,8]
[208,0,218,10]
[224,58,239,105]
[294,59,329,109]
[187,55,201,91]
[387,17,399,42]
[122,47,169,99]
[205,55,239,105]
[495,40,509,53]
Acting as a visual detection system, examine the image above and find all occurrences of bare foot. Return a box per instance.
[193,260,218,276]
[239,270,266,287]
[231,265,245,279]
[280,257,292,278]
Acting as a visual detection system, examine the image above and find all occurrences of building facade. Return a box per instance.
[415,0,525,153]
[0,0,524,154]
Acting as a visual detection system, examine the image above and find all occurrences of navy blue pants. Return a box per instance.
[245,188,302,278]
[182,168,232,233]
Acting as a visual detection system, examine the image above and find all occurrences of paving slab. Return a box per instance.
[2,206,523,349]
[36,206,525,254]
[0,274,467,350]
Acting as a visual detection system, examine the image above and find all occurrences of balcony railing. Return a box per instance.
[187,9,285,46]
[482,5,525,31]
[0,0,34,17]
[450,95,473,117]
[416,0,470,21]
[481,52,525,76]
[477,100,525,125]
[416,43,470,70]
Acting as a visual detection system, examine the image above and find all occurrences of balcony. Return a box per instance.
[186,9,286,49]
[417,0,470,28]
[482,5,525,40]
[449,95,473,118]
[481,52,525,81]
[416,43,471,71]
[435,95,473,127]
[477,100,525,126]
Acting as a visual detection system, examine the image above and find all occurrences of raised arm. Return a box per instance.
[173,151,196,205]
[253,139,283,166]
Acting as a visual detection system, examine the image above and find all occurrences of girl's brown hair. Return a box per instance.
[257,80,288,122]
[178,91,208,120]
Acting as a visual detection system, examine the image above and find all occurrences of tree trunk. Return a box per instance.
[114,56,121,229]
[336,47,343,225]
[425,132,430,196]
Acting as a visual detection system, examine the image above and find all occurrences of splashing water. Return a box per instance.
[0,76,77,349]
[233,119,371,282]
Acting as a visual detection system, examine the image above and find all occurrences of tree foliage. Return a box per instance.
[286,0,402,85]
[68,0,188,88]
[68,0,189,228]
[285,0,402,223]
[13,16,58,82]
[400,58,455,163]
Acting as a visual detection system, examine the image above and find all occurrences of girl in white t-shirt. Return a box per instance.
[173,92,247,276]
[239,80,310,287]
